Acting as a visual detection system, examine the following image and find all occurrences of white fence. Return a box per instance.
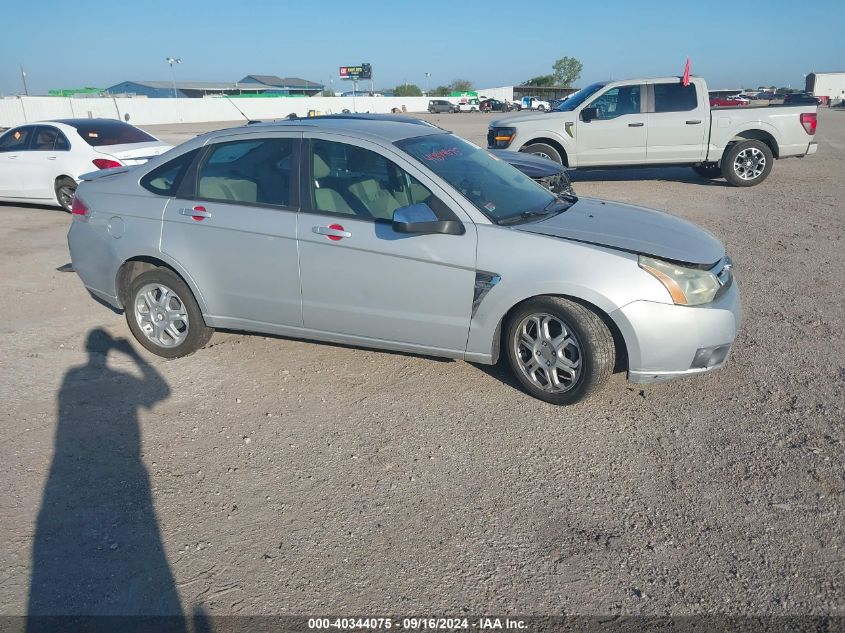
[0,86,516,128]
[0,95,434,128]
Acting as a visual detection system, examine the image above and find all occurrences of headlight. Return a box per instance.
[489,127,516,148]
[638,255,721,306]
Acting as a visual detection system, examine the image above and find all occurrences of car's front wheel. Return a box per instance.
[505,297,615,405]
[125,268,213,359]
[722,139,773,186]
[55,177,76,212]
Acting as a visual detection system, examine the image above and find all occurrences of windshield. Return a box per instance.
[396,133,559,223]
[553,82,608,111]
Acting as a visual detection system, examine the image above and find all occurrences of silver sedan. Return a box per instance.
[68,117,740,405]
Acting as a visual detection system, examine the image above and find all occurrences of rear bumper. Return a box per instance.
[806,141,818,155]
[611,280,742,385]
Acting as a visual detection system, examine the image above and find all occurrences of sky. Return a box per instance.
[1,0,843,95]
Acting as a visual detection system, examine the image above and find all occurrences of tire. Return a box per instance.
[522,142,563,165]
[537,105,546,111]
[125,268,213,359]
[505,296,615,405]
[721,139,773,186]
[55,177,76,212]
[692,163,722,179]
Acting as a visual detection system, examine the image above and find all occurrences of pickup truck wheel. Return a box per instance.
[537,105,546,111]
[692,164,722,179]
[722,140,773,186]
[522,143,563,165]
[505,297,615,405]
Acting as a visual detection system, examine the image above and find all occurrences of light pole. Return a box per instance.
[165,57,182,98]
[424,72,431,96]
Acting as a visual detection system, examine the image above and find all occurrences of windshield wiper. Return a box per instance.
[497,194,577,225]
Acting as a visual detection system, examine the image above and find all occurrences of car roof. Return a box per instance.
[225,115,449,143]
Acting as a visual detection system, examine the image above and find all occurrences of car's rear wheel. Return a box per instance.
[55,177,76,212]
[125,268,213,359]
[522,142,563,165]
[692,163,722,179]
[505,297,615,405]
[722,139,773,186]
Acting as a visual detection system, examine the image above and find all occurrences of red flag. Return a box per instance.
[682,57,691,86]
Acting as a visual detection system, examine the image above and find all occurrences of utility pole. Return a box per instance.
[425,72,431,96]
[165,57,182,98]
[20,65,29,96]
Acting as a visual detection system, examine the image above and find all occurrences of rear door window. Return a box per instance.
[653,83,698,112]
[196,138,296,207]
[31,126,70,151]
[0,127,33,151]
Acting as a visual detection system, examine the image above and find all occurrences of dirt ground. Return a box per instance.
[1,109,843,619]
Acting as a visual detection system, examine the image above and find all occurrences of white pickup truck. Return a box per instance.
[488,76,818,186]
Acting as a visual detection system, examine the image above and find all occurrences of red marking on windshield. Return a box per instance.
[424,147,461,162]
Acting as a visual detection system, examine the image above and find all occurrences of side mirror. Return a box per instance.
[392,203,464,236]
[581,106,598,122]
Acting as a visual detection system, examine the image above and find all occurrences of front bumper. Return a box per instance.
[611,279,742,385]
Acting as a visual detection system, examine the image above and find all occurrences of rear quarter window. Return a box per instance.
[141,149,199,196]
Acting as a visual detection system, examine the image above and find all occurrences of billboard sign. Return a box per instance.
[339,63,372,80]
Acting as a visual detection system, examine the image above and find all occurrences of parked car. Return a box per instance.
[0,119,171,211]
[520,96,552,111]
[489,76,818,186]
[69,117,740,405]
[783,93,820,105]
[480,99,512,113]
[428,99,457,114]
[456,99,481,113]
[755,92,778,100]
[489,149,575,196]
[709,95,750,107]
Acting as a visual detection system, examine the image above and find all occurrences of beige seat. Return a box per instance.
[313,152,356,215]
[345,149,408,220]
[199,177,258,203]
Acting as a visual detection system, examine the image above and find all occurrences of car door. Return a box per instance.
[575,83,647,165]
[0,126,34,198]
[646,81,708,163]
[17,125,71,198]
[160,133,303,327]
[297,135,477,353]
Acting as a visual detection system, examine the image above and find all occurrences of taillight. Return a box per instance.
[92,158,122,169]
[800,112,817,135]
[71,196,89,221]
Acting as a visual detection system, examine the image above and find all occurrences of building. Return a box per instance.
[805,72,845,104]
[238,75,324,96]
[105,80,289,98]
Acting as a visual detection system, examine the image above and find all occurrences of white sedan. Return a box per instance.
[0,119,171,211]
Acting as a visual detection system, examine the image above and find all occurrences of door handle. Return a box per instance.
[179,205,212,221]
[628,122,644,127]
[313,224,351,241]
[47,156,57,160]
[686,120,702,124]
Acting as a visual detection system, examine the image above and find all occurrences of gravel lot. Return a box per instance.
[1,109,843,618]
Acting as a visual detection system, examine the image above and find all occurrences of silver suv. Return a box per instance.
[68,118,741,405]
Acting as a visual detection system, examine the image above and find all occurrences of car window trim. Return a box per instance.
[178,135,302,211]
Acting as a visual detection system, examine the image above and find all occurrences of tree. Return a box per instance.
[524,74,556,87]
[430,85,451,97]
[450,79,473,93]
[394,83,422,97]
[552,57,583,87]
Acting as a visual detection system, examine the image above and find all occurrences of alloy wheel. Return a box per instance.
[513,313,582,393]
[134,283,190,348]
[733,147,766,180]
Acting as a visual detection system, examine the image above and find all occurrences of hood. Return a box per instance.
[489,149,566,178]
[514,197,724,265]
[96,141,173,165]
